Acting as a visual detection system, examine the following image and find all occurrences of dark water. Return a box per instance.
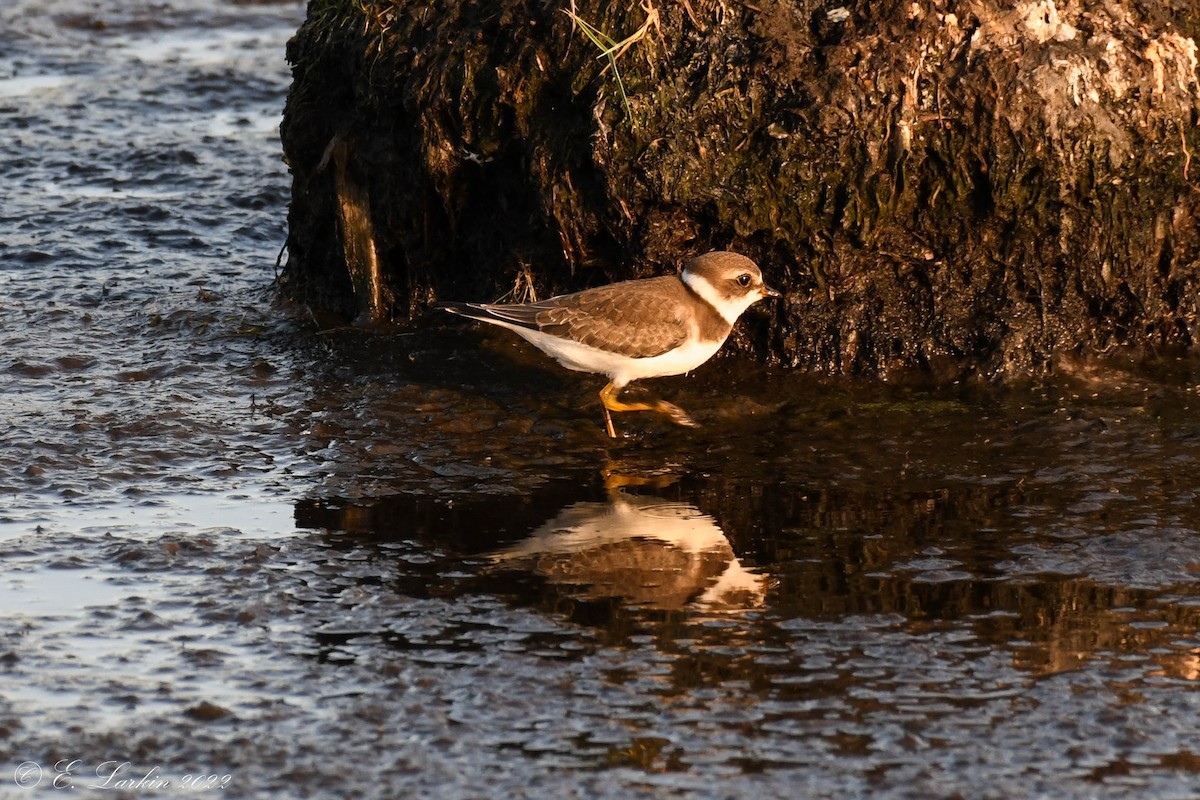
[4,2,1200,798]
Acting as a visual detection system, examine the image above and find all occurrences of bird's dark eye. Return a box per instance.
[737,274,752,287]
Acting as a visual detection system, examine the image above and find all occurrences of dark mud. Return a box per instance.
[4,1,1200,798]
[280,0,1200,378]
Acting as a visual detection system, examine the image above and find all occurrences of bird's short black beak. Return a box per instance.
[761,285,782,299]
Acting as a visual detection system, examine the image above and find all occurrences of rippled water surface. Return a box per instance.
[4,1,1200,797]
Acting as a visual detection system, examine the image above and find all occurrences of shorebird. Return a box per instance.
[440,251,780,437]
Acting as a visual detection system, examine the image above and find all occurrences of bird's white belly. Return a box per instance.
[512,328,726,387]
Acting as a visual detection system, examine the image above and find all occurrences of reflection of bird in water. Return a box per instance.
[490,490,767,612]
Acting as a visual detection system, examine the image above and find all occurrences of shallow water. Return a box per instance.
[3,1,1200,798]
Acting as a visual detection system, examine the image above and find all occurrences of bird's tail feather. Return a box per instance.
[438,301,540,331]
[437,301,485,318]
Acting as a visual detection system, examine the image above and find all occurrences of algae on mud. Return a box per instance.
[280,0,1200,381]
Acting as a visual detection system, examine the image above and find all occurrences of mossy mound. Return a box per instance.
[280,0,1200,379]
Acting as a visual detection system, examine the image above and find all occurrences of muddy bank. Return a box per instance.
[280,0,1200,380]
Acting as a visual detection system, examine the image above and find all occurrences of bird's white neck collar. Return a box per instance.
[681,268,738,324]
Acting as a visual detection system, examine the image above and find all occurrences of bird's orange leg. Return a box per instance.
[598,382,697,438]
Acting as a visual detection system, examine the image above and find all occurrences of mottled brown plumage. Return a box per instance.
[451,274,731,359]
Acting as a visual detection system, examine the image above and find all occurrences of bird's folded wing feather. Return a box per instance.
[479,278,691,359]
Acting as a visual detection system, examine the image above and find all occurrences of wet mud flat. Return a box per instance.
[7,315,1200,798]
[4,1,1200,798]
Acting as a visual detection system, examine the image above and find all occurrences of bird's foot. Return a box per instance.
[657,401,698,428]
[599,382,698,435]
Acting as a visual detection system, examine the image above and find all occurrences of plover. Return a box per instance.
[440,251,780,437]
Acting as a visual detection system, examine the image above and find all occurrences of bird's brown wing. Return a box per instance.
[475,277,692,358]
